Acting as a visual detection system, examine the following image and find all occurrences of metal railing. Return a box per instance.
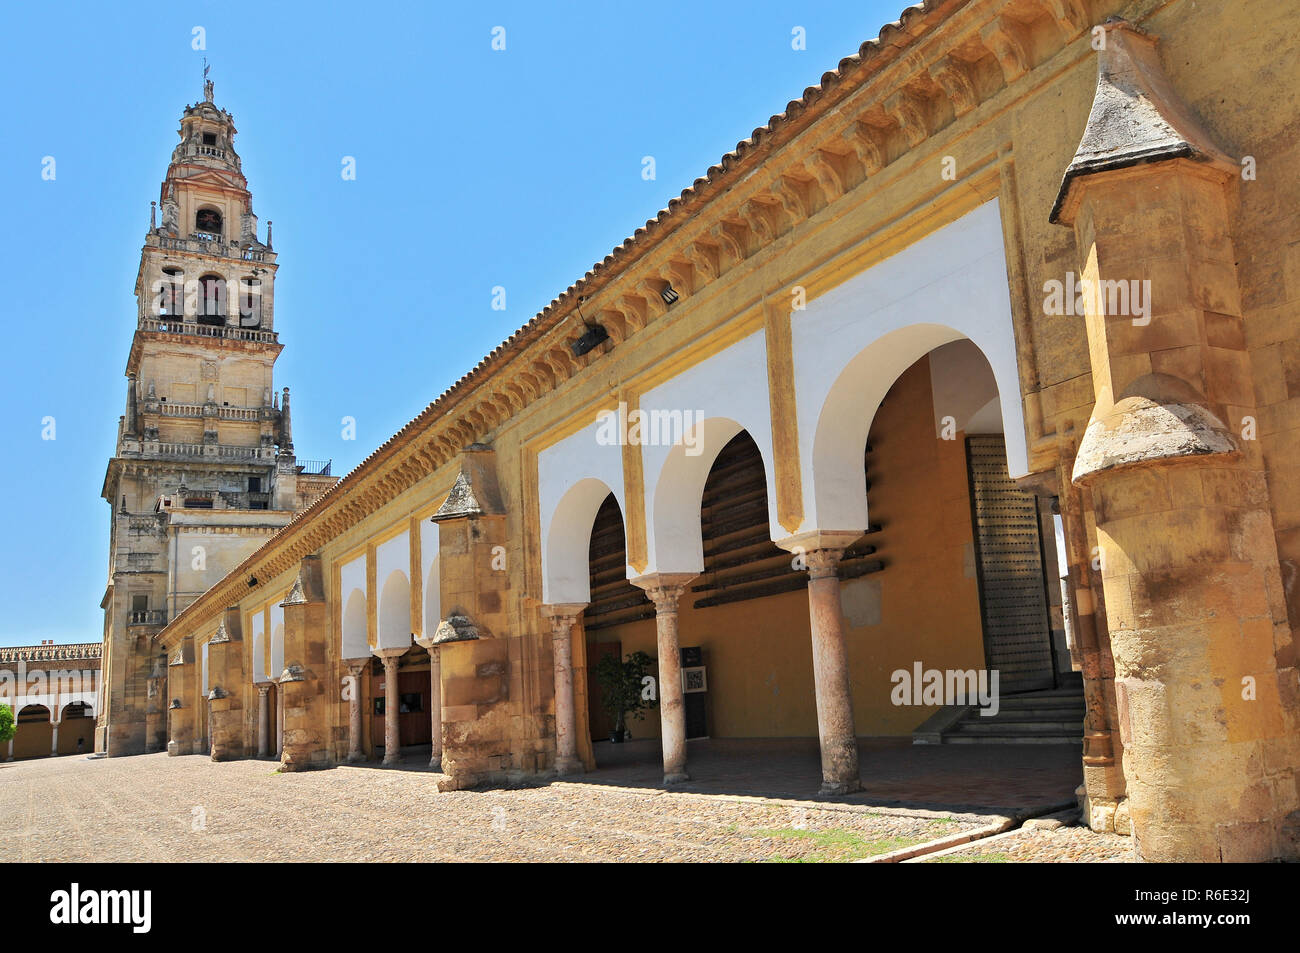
[297,459,332,476]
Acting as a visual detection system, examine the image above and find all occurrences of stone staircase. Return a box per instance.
[912,677,1084,745]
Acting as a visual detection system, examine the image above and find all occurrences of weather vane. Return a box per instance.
[202,57,213,102]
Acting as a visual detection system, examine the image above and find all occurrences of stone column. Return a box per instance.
[6,738,11,761]
[1052,20,1300,861]
[50,721,59,757]
[166,638,195,757]
[801,546,861,795]
[1057,477,1127,832]
[206,615,246,762]
[377,648,405,765]
[541,604,587,777]
[275,683,284,759]
[427,649,442,770]
[256,683,271,757]
[144,666,165,754]
[278,560,332,771]
[343,660,367,763]
[631,576,696,784]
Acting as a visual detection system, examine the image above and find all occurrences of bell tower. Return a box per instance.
[98,79,335,757]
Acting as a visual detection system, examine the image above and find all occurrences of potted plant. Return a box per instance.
[593,650,657,742]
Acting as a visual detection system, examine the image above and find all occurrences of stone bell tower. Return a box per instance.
[98,79,335,757]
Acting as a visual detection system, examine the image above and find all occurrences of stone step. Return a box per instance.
[977,702,1086,717]
[953,720,1082,734]
[998,692,1084,707]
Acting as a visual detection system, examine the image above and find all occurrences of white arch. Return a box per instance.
[339,554,368,659]
[639,331,779,573]
[377,570,412,651]
[342,590,368,660]
[538,414,628,605]
[250,610,267,682]
[269,600,285,681]
[423,556,440,640]
[420,519,439,638]
[648,417,770,575]
[543,477,621,605]
[793,199,1026,534]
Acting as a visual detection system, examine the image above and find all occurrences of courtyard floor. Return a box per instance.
[0,740,1132,862]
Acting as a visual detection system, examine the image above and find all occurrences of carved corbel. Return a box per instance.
[1044,0,1089,38]
[634,279,670,318]
[618,294,650,332]
[981,16,1031,83]
[685,239,721,284]
[930,57,979,117]
[741,196,786,245]
[714,220,752,264]
[776,172,820,220]
[806,148,850,201]
[883,89,930,147]
[841,121,887,175]
[666,258,695,297]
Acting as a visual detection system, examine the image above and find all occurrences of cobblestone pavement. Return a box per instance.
[919,825,1134,863]
[1,753,996,863]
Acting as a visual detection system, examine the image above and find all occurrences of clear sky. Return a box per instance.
[0,0,902,646]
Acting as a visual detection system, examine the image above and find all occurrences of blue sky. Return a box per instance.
[0,0,901,646]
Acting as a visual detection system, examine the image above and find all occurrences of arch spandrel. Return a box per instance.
[793,200,1026,536]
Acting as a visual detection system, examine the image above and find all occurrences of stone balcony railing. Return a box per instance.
[137,317,278,344]
[128,609,167,627]
[155,233,270,262]
[152,401,265,422]
[116,437,278,464]
[0,643,103,664]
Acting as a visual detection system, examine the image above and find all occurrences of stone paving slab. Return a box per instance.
[1,753,1004,863]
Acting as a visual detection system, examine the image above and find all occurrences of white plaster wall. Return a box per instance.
[375,531,409,588]
[538,417,627,604]
[421,518,440,636]
[339,554,368,659]
[792,199,1025,534]
[249,609,267,682]
[638,330,778,574]
[269,601,284,680]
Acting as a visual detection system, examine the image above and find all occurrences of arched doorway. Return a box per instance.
[58,703,94,755]
[583,494,653,748]
[13,705,52,760]
[370,567,430,763]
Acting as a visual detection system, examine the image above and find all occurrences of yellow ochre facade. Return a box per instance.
[103,0,1300,863]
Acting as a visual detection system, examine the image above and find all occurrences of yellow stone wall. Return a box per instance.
[150,0,1300,857]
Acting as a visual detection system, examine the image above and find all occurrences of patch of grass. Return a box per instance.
[753,826,931,863]
[928,817,959,827]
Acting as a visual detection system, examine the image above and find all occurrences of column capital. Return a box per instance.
[630,573,697,613]
[342,658,370,677]
[255,682,271,697]
[374,646,407,662]
[803,548,845,581]
[774,528,860,555]
[540,602,588,635]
